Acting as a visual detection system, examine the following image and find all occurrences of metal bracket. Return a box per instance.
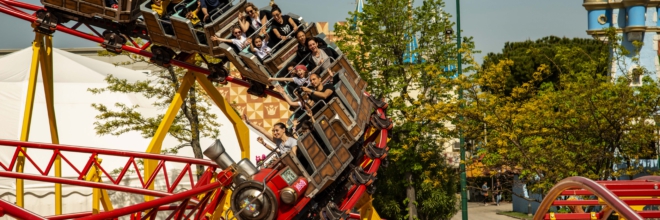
[367,95,388,109]
[247,79,267,98]
[349,166,376,186]
[149,45,176,68]
[33,10,58,35]
[369,114,392,130]
[364,142,387,160]
[208,61,229,84]
[321,201,348,220]
[101,30,126,54]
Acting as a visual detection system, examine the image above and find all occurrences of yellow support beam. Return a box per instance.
[209,189,233,220]
[38,34,63,215]
[356,194,382,220]
[144,71,195,202]
[85,158,114,214]
[194,72,250,159]
[16,32,44,208]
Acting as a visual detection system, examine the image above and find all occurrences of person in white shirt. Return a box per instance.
[211,24,251,51]
[249,34,272,61]
[242,114,297,155]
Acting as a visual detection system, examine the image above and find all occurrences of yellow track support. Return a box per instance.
[85,158,114,214]
[193,71,250,159]
[144,56,251,206]
[144,70,195,202]
[16,32,62,214]
[355,193,382,220]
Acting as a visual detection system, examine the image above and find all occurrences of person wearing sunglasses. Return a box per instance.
[211,24,251,51]
[243,2,271,36]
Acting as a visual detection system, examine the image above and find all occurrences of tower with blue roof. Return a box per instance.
[583,0,660,82]
[352,0,363,30]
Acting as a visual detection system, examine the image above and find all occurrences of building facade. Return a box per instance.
[584,0,660,83]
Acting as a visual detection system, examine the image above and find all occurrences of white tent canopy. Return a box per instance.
[0,47,272,217]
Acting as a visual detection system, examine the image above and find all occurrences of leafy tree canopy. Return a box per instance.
[456,29,660,197]
[482,36,609,97]
[334,0,478,219]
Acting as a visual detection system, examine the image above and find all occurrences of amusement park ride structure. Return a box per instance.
[0,0,390,219]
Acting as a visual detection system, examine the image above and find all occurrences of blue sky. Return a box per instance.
[0,0,587,64]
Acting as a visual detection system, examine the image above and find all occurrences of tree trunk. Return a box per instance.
[172,67,204,180]
[187,86,204,179]
[406,172,418,220]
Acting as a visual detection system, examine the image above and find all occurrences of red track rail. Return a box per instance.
[0,139,233,219]
[339,103,389,212]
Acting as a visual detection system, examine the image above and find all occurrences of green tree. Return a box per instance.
[334,0,478,219]
[455,29,660,198]
[482,36,609,96]
[89,50,221,177]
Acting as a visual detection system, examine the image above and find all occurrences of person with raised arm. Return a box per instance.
[244,2,271,36]
[211,24,251,51]
[268,65,309,87]
[242,113,297,155]
[249,34,272,62]
[186,0,229,24]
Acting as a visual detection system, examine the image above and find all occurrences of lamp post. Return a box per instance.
[456,0,468,219]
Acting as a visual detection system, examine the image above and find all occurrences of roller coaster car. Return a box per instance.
[139,0,244,54]
[273,37,340,104]
[286,55,365,127]
[222,14,305,86]
[204,60,379,219]
[41,0,146,23]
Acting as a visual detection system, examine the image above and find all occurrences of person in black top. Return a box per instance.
[243,2,271,36]
[275,72,335,110]
[301,72,334,105]
[268,4,298,48]
[305,38,339,75]
[187,0,229,24]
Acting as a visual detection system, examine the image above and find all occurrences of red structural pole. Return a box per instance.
[0,171,175,198]
[76,181,222,220]
[0,139,215,166]
[0,198,47,220]
[553,199,660,206]
[45,205,196,220]
[561,189,660,197]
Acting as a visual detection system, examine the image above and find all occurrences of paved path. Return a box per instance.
[451,202,521,220]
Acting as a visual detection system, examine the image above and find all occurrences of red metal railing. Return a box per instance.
[0,139,233,219]
[533,176,656,220]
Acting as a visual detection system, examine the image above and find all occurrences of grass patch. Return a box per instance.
[497,211,533,220]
